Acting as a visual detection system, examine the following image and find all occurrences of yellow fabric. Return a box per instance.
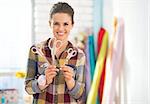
[87,32,108,104]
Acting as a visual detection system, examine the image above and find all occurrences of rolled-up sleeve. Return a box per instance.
[25,46,43,94]
[68,51,86,99]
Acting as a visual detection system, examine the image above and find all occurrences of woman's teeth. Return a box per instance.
[57,32,64,35]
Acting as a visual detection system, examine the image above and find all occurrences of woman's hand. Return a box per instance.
[45,65,59,85]
[60,65,75,90]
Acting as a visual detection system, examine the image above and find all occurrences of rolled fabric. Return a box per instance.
[97,28,106,54]
[88,35,96,81]
[98,57,106,103]
[97,28,107,103]
[87,31,108,104]
[102,17,124,104]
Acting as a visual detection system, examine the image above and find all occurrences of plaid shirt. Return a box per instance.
[25,38,86,104]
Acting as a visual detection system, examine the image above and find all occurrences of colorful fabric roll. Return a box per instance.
[87,31,108,104]
[88,35,96,81]
[97,28,107,103]
[97,28,106,54]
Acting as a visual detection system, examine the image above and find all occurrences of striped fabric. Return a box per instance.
[97,28,107,103]
[87,31,108,104]
[25,38,86,104]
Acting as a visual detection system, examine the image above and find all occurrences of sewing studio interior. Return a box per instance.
[0,0,149,104]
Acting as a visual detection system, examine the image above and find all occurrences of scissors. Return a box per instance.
[65,48,77,64]
[48,38,63,65]
[31,45,51,66]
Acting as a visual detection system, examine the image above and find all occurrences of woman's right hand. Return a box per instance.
[45,65,59,85]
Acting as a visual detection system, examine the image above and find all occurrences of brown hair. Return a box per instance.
[49,2,74,24]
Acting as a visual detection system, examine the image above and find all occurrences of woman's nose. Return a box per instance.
[58,25,64,30]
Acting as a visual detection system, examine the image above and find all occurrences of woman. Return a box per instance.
[25,2,86,104]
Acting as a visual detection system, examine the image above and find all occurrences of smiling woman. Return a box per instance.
[25,2,86,104]
[0,0,31,70]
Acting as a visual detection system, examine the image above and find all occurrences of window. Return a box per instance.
[0,0,31,71]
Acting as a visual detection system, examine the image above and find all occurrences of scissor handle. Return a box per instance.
[54,40,62,49]
[71,50,77,57]
[48,39,53,50]
[31,46,38,53]
[67,48,73,53]
[48,38,64,65]
[48,38,63,53]
[31,45,52,66]
[67,48,77,58]
[31,46,43,56]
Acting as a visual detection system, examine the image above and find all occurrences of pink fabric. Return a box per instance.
[102,18,124,104]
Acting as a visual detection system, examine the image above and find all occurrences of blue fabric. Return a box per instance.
[88,35,96,81]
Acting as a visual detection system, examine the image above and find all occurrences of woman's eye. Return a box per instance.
[64,23,68,26]
[53,22,59,25]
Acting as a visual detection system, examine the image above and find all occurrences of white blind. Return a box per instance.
[32,0,94,43]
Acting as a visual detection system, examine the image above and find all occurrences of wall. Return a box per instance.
[103,0,149,103]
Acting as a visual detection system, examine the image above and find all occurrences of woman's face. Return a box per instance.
[49,13,73,41]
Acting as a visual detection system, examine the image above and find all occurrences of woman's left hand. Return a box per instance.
[60,65,75,90]
[60,65,74,81]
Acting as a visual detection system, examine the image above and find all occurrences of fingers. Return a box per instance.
[43,65,75,84]
[44,65,59,84]
[63,72,73,80]
[60,66,74,80]
[45,65,59,74]
[60,66,73,74]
